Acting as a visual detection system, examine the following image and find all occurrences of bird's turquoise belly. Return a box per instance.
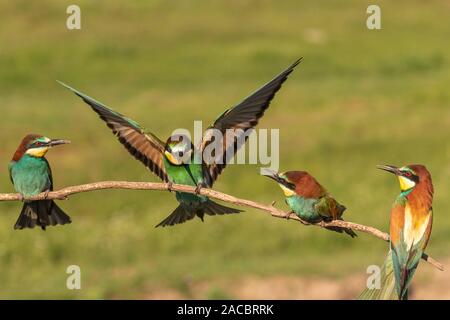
[286,196,321,222]
[11,156,51,197]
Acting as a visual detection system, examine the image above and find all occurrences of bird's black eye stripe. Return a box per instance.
[279,179,296,190]
[403,171,419,183]
[287,182,296,190]
[30,141,42,148]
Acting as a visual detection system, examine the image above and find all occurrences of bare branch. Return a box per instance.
[0,181,443,271]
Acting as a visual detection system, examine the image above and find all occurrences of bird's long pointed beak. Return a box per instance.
[376,164,400,175]
[261,168,280,181]
[264,173,281,183]
[261,169,295,189]
[48,139,71,147]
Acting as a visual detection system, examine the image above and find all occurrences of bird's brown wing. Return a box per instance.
[59,82,169,182]
[201,59,301,187]
[315,195,341,220]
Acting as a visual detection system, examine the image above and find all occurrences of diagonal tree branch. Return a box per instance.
[0,181,443,271]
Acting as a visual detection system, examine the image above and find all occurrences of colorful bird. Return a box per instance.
[262,169,357,237]
[9,134,72,230]
[59,59,301,227]
[359,164,434,300]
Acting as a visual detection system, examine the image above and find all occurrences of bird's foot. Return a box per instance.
[284,211,293,220]
[18,194,25,202]
[194,183,203,195]
[167,182,174,192]
[43,190,50,199]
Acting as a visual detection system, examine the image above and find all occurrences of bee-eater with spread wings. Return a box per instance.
[262,169,357,237]
[9,134,72,230]
[59,59,301,227]
[359,164,434,300]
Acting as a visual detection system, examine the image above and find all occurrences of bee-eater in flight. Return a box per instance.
[59,59,301,227]
[359,164,434,300]
[9,134,72,230]
[262,169,357,237]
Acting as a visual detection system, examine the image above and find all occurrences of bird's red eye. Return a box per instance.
[404,172,412,177]
[35,142,42,147]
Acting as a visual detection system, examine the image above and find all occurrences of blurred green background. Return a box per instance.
[0,0,449,299]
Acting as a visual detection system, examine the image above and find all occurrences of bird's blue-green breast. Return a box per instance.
[285,195,322,222]
[9,154,51,197]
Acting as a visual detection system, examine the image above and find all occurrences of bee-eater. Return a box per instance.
[59,59,301,227]
[9,134,71,230]
[262,169,357,237]
[359,164,434,300]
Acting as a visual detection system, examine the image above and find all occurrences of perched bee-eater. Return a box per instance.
[9,134,71,230]
[359,164,434,300]
[59,59,301,227]
[262,169,357,237]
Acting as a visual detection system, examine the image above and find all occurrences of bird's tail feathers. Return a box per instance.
[14,200,71,231]
[325,218,357,238]
[392,243,421,300]
[202,199,243,216]
[155,204,195,227]
[358,253,401,300]
[155,200,242,228]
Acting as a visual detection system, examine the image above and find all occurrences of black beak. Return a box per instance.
[263,172,281,183]
[261,168,280,181]
[48,139,71,147]
[261,169,295,190]
[376,164,400,175]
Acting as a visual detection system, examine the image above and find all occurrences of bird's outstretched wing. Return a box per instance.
[59,81,169,182]
[201,58,302,187]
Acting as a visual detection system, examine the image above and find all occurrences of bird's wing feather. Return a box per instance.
[59,81,169,182]
[314,195,340,220]
[43,157,54,191]
[8,162,14,184]
[391,227,428,299]
[401,208,433,292]
[201,59,301,187]
[423,209,433,248]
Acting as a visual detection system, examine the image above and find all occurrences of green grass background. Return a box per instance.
[0,0,449,298]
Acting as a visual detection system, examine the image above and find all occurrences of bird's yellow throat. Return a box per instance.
[164,150,182,165]
[25,147,49,158]
[278,183,296,197]
[398,175,416,191]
